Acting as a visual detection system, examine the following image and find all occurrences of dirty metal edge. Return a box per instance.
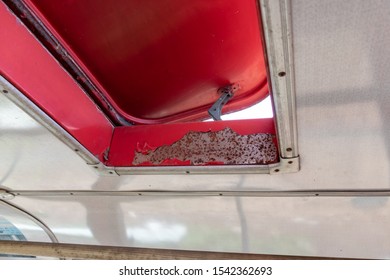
[259,0,298,159]
[2,188,390,198]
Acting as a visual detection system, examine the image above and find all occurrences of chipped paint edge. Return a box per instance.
[132,128,278,166]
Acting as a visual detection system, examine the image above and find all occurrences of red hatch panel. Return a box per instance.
[25,0,268,123]
[0,2,113,161]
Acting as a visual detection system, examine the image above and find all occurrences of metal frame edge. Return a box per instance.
[259,0,299,160]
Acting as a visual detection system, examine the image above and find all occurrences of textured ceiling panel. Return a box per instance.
[292,0,390,189]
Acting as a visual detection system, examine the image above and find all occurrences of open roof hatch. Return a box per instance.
[0,0,299,174]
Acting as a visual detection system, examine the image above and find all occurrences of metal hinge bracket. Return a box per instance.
[208,85,238,121]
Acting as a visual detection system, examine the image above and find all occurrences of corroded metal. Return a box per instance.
[133,128,278,165]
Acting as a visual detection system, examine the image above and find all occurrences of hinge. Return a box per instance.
[208,84,238,120]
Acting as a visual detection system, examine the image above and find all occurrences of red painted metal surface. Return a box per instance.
[25,0,268,124]
[1,1,276,168]
[0,2,113,161]
[108,119,277,167]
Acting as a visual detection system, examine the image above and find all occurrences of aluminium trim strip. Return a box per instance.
[113,157,298,175]
[259,0,298,159]
[114,164,270,175]
[4,189,390,198]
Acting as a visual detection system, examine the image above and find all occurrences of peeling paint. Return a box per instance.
[132,127,278,166]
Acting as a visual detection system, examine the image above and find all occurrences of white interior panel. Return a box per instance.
[0,94,98,190]
[10,195,390,259]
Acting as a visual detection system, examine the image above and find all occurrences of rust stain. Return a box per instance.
[132,128,278,166]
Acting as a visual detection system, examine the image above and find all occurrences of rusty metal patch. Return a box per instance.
[132,127,278,166]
